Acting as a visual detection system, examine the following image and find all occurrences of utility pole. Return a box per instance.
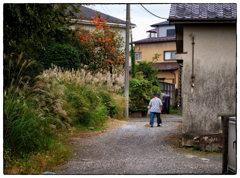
[124,4,130,118]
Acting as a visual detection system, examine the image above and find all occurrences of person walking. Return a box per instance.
[148,93,163,127]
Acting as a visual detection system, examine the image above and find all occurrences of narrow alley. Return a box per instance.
[56,115,222,174]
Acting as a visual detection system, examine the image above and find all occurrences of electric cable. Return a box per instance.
[140,4,168,20]
[104,5,114,16]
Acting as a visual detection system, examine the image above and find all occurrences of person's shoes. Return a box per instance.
[151,125,153,127]
[157,124,162,127]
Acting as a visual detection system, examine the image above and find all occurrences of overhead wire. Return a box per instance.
[140,4,168,20]
[104,5,114,16]
[100,5,109,14]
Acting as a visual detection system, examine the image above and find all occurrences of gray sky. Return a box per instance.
[85,4,171,41]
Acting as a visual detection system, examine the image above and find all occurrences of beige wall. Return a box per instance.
[157,70,178,88]
[134,41,176,62]
[180,24,236,135]
[134,41,179,88]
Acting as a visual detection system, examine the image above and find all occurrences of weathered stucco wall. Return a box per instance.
[181,25,236,135]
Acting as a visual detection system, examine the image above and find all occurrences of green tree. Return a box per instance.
[136,53,161,87]
[4,4,81,60]
[130,32,136,78]
[41,43,80,70]
[4,4,82,88]
[78,12,125,75]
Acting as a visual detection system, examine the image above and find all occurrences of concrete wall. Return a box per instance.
[180,25,236,135]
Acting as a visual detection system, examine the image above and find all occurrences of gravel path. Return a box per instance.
[56,120,222,175]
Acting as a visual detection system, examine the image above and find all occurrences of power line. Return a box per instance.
[100,5,109,15]
[104,5,114,16]
[140,4,168,20]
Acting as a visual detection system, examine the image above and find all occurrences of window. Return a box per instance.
[167,29,175,36]
[135,52,142,61]
[164,51,176,60]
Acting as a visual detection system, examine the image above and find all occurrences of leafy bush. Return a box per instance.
[129,72,161,112]
[41,43,80,70]
[99,89,118,118]
[135,54,161,87]
[63,83,108,126]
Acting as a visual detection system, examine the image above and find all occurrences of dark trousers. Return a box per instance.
[150,112,161,125]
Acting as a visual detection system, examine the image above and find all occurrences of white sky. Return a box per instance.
[85,4,171,41]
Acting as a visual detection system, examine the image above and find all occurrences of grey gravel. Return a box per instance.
[56,121,222,175]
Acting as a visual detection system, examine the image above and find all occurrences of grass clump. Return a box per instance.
[4,57,126,174]
[4,140,72,174]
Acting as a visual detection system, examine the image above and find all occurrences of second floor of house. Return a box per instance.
[133,21,177,63]
[147,21,175,38]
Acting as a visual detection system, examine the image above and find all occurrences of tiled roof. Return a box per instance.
[146,29,157,33]
[133,36,176,44]
[67,5,136,26]
[129,62,178,72]
[169,3,237,20]
[153,62,179,71]
[151,21,170,27]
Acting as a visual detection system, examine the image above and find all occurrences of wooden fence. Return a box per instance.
[159,82,176,105]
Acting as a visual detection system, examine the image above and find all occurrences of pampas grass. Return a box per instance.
[42,64,124,92]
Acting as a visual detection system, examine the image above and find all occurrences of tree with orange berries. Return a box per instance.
[78,12,125,75]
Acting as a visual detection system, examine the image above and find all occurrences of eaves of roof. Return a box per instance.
[67,5,136,27]
[153,62,179,71]
[168,3,237,23]
[129,62,179,72]
[150,20,174,27]
[133,36,176,44]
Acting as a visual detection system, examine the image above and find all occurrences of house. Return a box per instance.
[68,5,136,44]
[67,5,136,84]
[133,21,178,104]
[168,3,236,144]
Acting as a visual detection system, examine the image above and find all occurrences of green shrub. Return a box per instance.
[129,72,161,112]
[41,43,80,70]
[63,83,108,126]
[99,89,118,117]
[135,54,161,87]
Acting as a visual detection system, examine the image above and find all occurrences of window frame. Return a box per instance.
[135,52,142,61]
[166,29,175,36]
[164,50,177,61]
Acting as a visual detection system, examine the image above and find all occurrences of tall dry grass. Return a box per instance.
[42,64,124,92]
[4,59,126,174]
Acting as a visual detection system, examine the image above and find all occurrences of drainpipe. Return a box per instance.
[171,70,176,104]
[170,70,176,85]
[191,35,195,87]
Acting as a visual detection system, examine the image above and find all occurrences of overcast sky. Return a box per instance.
[85,4,171,41]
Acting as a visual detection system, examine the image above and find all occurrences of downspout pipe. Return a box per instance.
[191,35,195,87]
[170,70,176,85]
